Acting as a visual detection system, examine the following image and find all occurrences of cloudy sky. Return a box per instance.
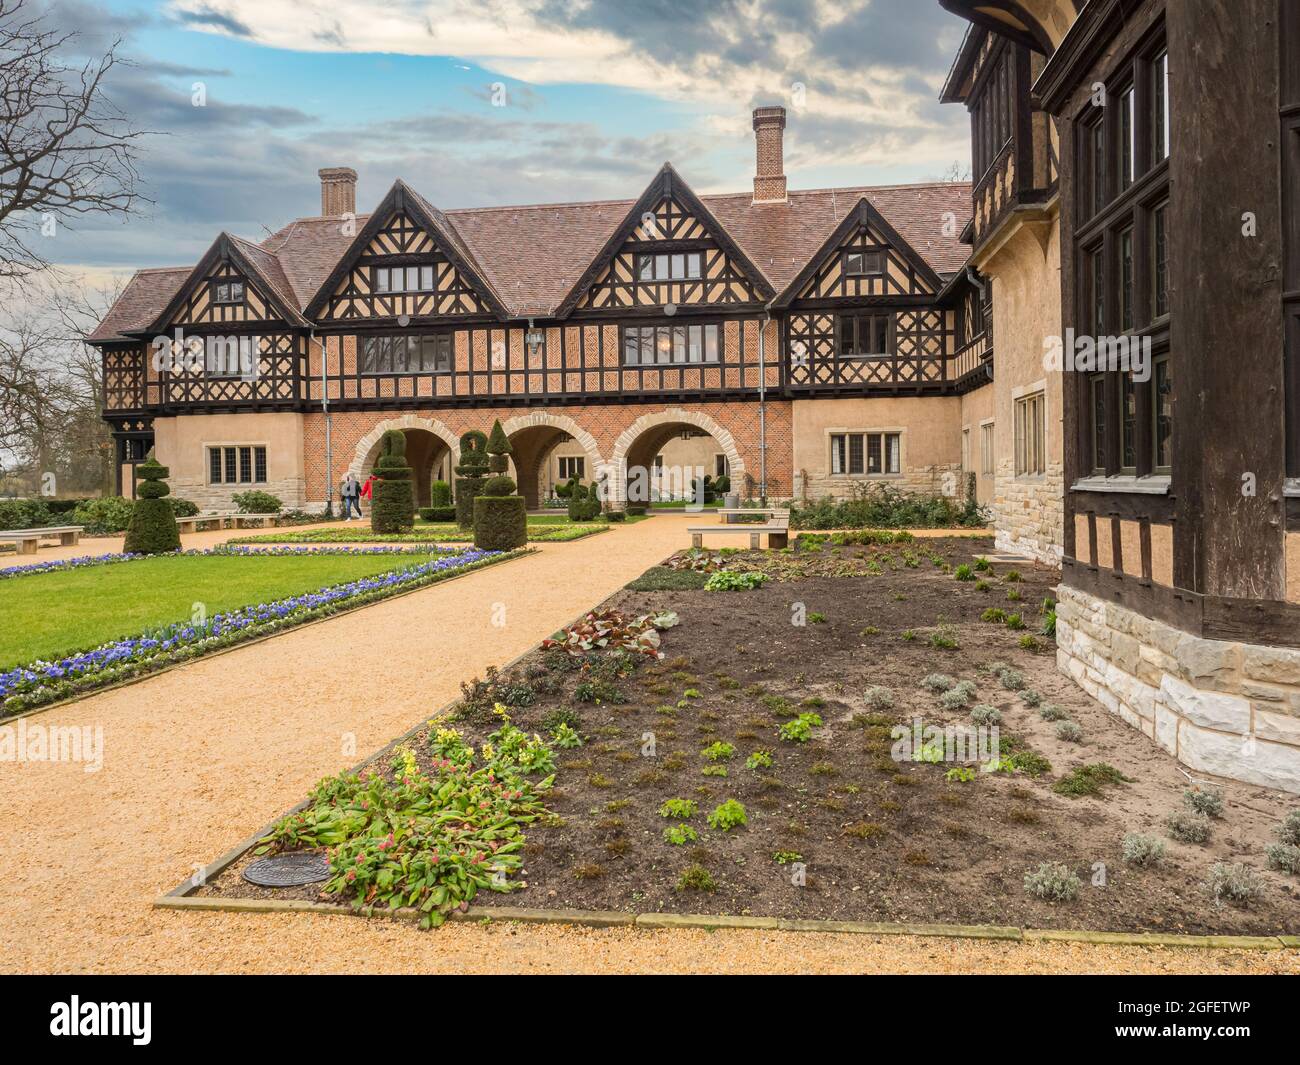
[36,0,971,279]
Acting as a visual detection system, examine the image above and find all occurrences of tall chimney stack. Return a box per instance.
[752,106,788,204]
[319,166,357,216]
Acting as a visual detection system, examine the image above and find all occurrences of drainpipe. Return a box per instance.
[317,329,334,519]
[758,316,767,505]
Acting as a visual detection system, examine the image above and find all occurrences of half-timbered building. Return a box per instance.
[92,106,988,514]
[940,0,1300,793]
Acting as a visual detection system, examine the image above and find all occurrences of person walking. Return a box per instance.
[339,473,361,520]
[360,473,376,515]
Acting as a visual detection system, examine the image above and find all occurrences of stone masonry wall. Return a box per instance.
[1057,585,1300,794]
[993,459,1064,564]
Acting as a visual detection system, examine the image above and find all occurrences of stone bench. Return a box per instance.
[0,525,83,554]
[689,515,789,550]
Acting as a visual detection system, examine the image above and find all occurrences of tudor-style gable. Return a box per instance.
[306,182,505,324]
[143,234,306,335]
[775,198,946,308]
[558,165,773,316]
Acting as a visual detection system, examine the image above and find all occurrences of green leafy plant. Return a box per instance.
[772,850,803,865]
[778,712,821,743]
[954,564,974,581]
[945,767,976,783]
[700,741,735,763]
[663,824,700,845]
[232,489,283,514]
[704,570,769,592]
[675,864,717,892]
[1053,762,1128,798]
[707,799,748,831]
[550,722,584,749]
[745,750,773,770]
[658,798,697,820]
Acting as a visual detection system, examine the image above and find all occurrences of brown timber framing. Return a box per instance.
[1040,0,1295,639]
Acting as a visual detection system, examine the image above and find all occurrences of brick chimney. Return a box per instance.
[752,106,787,204]
[319,167,357,216]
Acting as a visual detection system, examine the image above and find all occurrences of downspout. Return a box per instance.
[758,311,769,505]
[317,328,333,519]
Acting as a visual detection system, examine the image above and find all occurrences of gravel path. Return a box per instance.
[1,513,1293,974]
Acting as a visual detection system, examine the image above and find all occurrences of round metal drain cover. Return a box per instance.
[242,852,330,888]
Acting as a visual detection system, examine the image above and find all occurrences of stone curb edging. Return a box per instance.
[151,894,1297,951]
[1,547,534,725]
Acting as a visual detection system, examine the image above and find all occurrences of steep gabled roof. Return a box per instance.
[137,232,311,335]
[302,179,509,320]
[552,163,776,318]
[91,177,972,339]
[770,195,948,309]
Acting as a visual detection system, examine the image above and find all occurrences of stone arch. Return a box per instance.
[609,406,745,505]
[502,411,606,509]
[350,416,460,506]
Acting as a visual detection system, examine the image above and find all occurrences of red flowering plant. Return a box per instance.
[540,609,679,659]
[258,725,555,929]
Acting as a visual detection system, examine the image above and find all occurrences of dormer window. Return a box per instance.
[844,250,884,277]
[374,265,436,294]
[213,281,244,304]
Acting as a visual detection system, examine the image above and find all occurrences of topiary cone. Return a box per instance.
[123,452,181,554]
[371,429,415,534]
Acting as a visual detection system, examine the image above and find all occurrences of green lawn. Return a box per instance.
[1,552,436,669]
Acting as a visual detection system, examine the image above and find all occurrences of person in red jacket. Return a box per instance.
[360,474,376,513]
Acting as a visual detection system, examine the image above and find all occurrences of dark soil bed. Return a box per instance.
[202,535,1300,935]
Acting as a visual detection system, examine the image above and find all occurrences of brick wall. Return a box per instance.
[301,400,795,506]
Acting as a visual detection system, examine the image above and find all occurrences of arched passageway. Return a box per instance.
[623,423,732,504]
[502,414,605,509]
[360,427,451,509]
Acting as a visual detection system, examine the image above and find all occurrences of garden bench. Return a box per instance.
[689,512,789,550]
[175,512,238,533]
[0,525,84,554]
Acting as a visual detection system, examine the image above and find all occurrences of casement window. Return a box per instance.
[971,44,1016,179]
[1072,26,1175,483]
[557,456,584,480]
[621,323,720,365]
[1152,201,1169,318]
[204,335,258,378]
[208,445,267,485]
[212,280,245,305]
[838,314,891,358]
[715,454,730,478]
[1090,375,1108,473]
[373,265,436,294]
[1119,227,1135,333]
[980,423,995,476]
[844,250,884,277]
[1118,86,1136,192]
[1014,392,1046,477]
[635,252,702,281]
[360,334,452,374]
[831,432,901,476]
[1152,355,1173,472]
[1152,51,1170,162]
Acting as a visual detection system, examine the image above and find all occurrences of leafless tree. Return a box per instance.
[0,270,123,495]
[0,0,149,279]
[932,159,973,183]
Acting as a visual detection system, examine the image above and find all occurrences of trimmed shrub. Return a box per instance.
[69,496,133,533]
[370,430,415,534]
[430,479,452,507]
[474,419,527,551]
[123,453,181,554]
[454,430,490,528]
[567,478,602,521]
[0,497,53,529]
[232,489,282,514]
[418,506,457,522]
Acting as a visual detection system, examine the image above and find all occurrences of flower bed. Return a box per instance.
[1,547,526,715]
[0,544,447,581]
[228,524,608,546]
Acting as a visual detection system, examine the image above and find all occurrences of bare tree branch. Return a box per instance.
[0,0,152,279]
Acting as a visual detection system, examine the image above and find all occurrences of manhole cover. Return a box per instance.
[242,852,330,888]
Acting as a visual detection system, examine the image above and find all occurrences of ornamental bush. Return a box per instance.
[0,498,53,529]
[370,430,415,534]
[418,506,456,522]
[430,479,452,507]
[566,478,602,521]
[69,496,132,532]
[473,419,526,551]
[232,489,282,513]
[123,453,181,554]
[454,429,490,528]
